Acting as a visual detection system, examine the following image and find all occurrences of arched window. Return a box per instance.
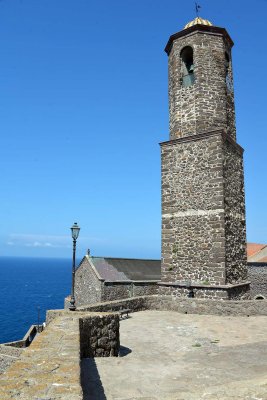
[180,46,195,87]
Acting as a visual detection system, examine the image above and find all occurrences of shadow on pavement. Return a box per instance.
[119,345,132,357]
[81,358,107,400]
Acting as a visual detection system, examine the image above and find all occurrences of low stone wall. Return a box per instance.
[78,295,267,317]
[1,340,25,348]
[80,314,120,357]
[145,296,267,316]
[1,324,41,349]
[77,296,147,313]
[46,310,120,358]
[0,325,43,374]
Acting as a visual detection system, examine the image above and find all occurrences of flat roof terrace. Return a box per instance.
[81,310,267,400]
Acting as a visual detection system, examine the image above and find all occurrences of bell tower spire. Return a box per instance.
[166,18,236,140]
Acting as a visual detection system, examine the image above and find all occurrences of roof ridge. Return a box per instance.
[90,256,161,261]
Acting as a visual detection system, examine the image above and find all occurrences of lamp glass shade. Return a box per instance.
[71,222,80,240]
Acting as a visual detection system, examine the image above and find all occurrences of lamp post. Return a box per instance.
[69,222,80,311]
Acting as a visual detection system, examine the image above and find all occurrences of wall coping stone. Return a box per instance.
[160,129,244,154]
[160,128,223,146]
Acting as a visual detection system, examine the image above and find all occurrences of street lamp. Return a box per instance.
[69,222,80,311]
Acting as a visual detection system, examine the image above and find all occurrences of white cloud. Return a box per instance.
[5,233,102,250]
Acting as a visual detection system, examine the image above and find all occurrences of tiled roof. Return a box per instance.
[247,243,266,257]
[89,256,161,282]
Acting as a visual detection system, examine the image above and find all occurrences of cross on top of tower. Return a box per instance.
[195,2,201,17]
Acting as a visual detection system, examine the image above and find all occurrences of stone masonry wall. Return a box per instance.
[75,257,102,307]
[133,282,159,296]
[102,282,158,303]
[80,314,120,358]
[145,295,267,316]
[158,282,250,300]
[223,135,247,283]
[161,132,226,285]
[102,282,132,302]
[77,295,267,317]
[77,296,146,314]
[168,30,235,140]
[248,263,267,298]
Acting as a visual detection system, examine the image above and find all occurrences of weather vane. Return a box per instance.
[195,2,201,17]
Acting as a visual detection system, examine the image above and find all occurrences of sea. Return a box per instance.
[0,256,78,344]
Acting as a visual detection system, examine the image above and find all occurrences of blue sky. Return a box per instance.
[0,0,266,259]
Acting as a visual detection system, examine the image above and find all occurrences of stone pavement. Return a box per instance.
[81,310,267,400]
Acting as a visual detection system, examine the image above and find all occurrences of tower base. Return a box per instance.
[158,281,251,300]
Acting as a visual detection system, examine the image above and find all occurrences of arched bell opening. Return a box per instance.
[180,46,195,87]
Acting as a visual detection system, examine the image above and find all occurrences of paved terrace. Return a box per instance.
[82,310,267,400]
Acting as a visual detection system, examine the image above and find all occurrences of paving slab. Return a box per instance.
[81,310,267,400]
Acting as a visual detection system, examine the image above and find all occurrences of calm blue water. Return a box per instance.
[0,256,77,344]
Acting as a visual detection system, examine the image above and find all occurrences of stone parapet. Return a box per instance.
[80,314,120,357]
[145,295,267,316]
[78,295,267,317]
[77,296,146,313]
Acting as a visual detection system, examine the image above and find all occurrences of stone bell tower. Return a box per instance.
[159,17,250,299]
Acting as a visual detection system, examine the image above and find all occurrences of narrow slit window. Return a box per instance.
[225,52,233,92]
[180,46,195,87]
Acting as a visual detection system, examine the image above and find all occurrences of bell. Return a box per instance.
[188,64,194,72]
